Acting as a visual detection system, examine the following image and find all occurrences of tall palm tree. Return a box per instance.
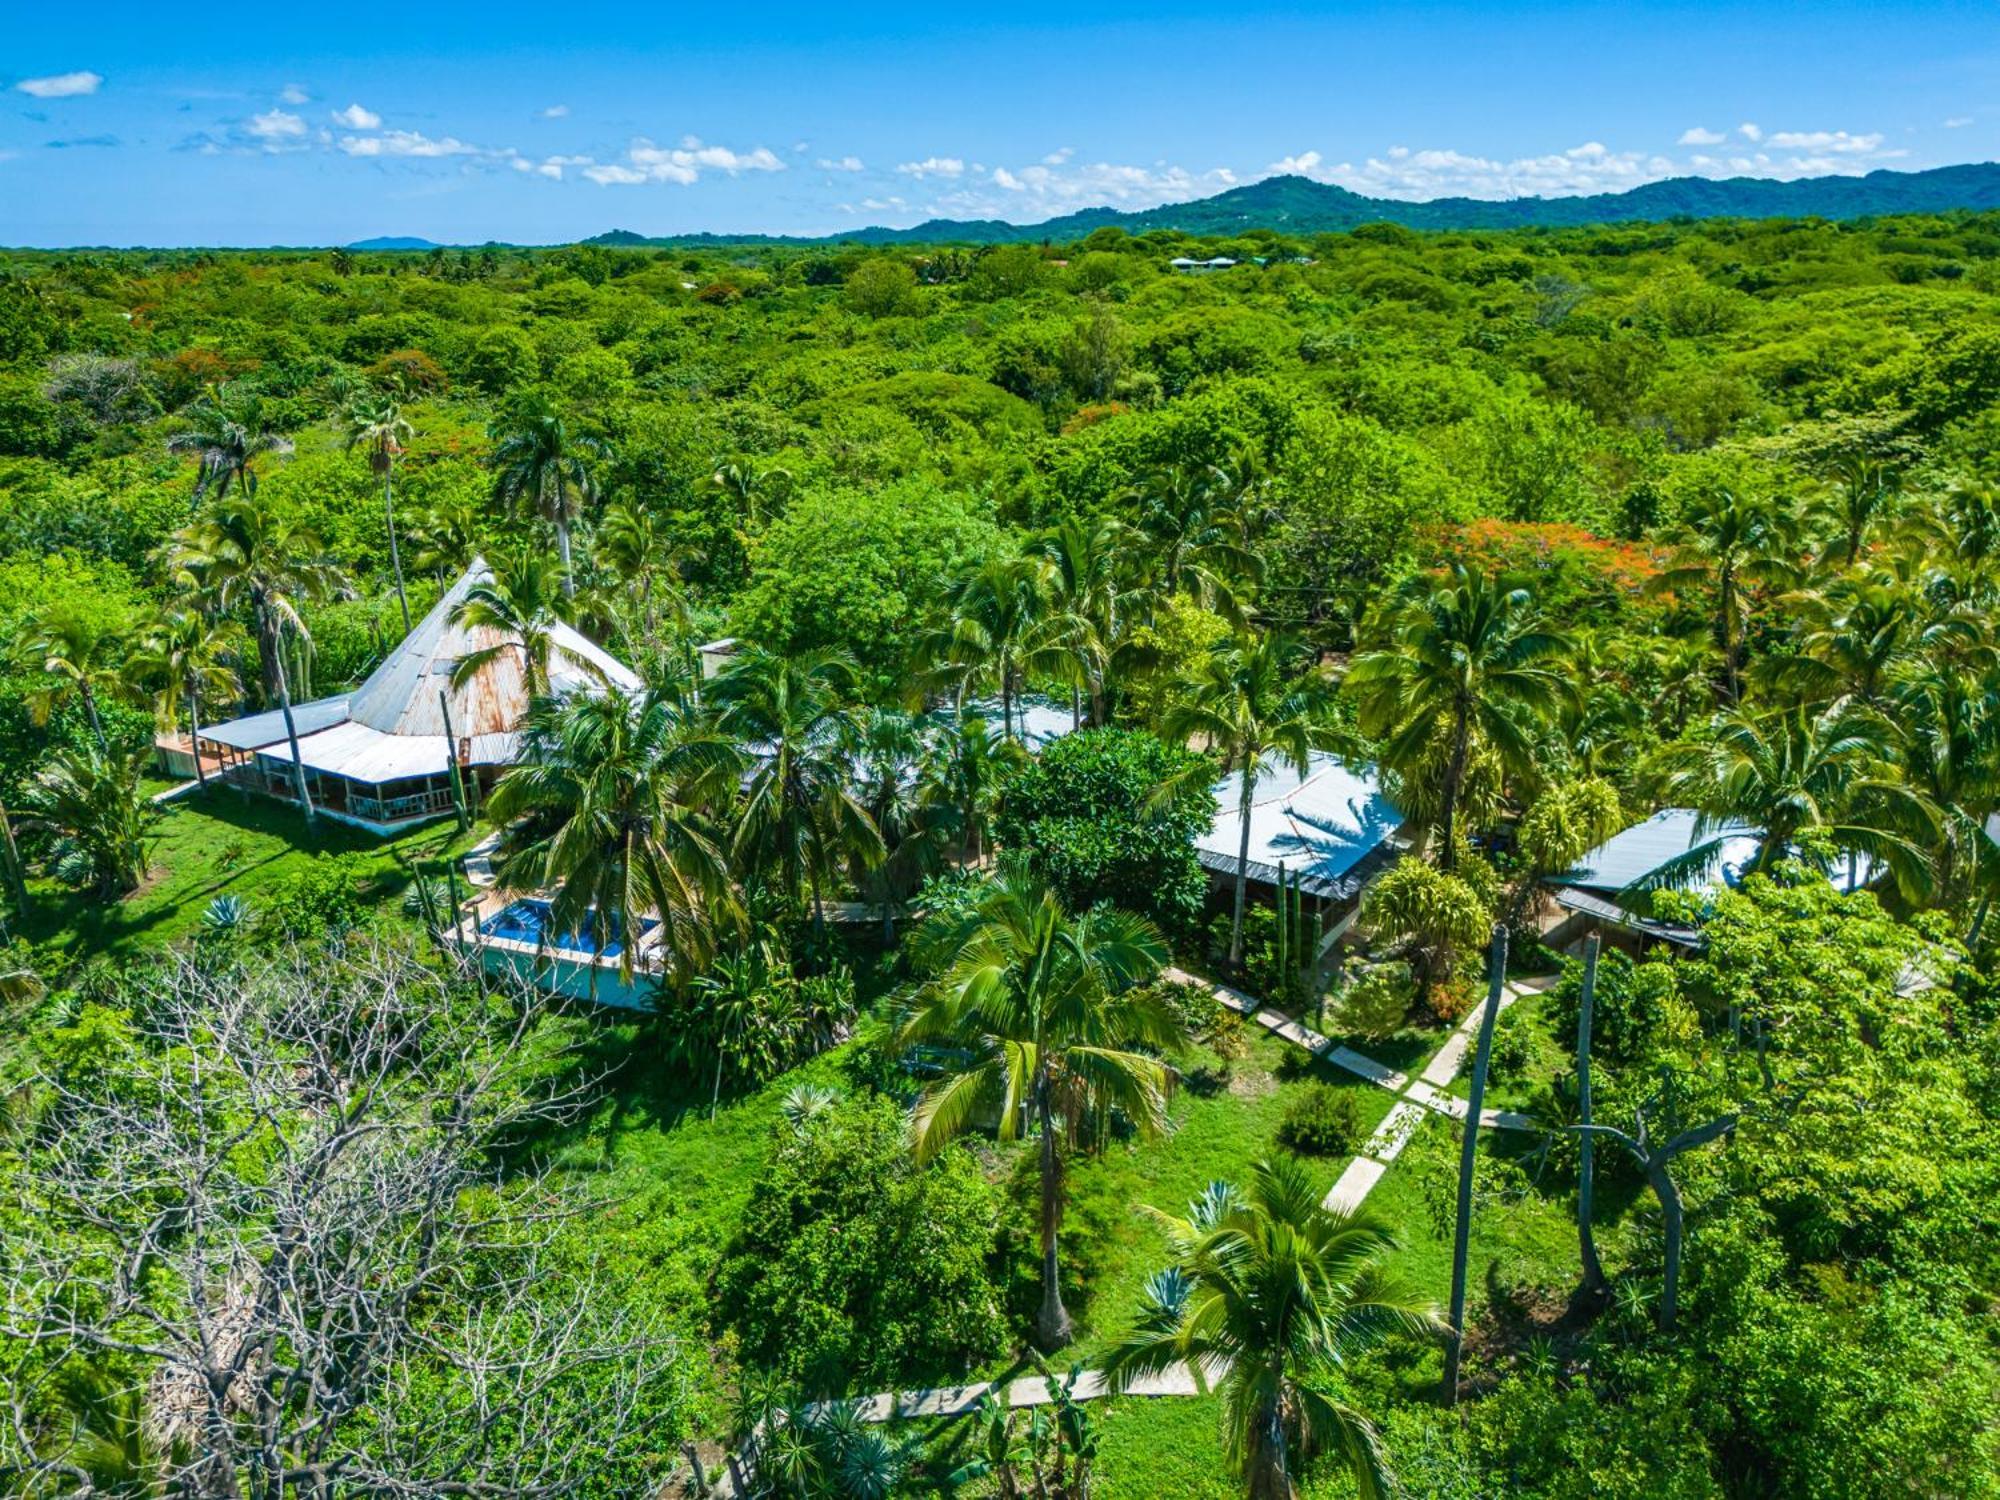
[486,684,741,985]
[127,608,242,789]
[1759,582,1914,710]
[709,457,793,531]
[408,490,484,584]
[166,382,294,510]
[1127,461,1261,624]
[1347,565,1572,871]
[1027,515,1145,726]
[921,555,1059,744]
[167,492,346,821]
[917,708,1027,867]
[448,548,594,700]
[1896,668,2000,913]
[1105,1159,1444,1500]
[1167,632,1324,967]
[598,500,691,653]
[1816,455,1900,568]
[344,392,416,633]
[899,869,1175,1347]
[18,606,129,753]
[1646,487,1799,705]
[709,647,884,932]
[488,395,609,596]
[1644,697,1937,900]
[853,709,949,942]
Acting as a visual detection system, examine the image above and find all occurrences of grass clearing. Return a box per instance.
[18,784,474,964]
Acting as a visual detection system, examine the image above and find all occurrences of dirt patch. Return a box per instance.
[1460,1275,1613,1396]
[1227,1063,1278,1100]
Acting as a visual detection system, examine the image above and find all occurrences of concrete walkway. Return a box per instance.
[694,968,1552,1496]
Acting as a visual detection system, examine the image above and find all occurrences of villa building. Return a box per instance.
[179,559,640,834]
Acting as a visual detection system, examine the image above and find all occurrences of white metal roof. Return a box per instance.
[1553,806,1880,899]
[199,696,350,751]
[200,558,639,784]
[1196,751,1402,899]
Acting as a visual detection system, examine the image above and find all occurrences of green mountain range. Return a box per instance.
[581,162,2000,248]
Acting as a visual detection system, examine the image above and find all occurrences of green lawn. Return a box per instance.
[1060,1029,1395,1360]
[17,783,475,964]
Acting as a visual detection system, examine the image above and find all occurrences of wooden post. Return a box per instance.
[437,689,470,832]
[1444,925,1508,1405]
[1576,936,1606,1294]
[1274,862,1288,1003]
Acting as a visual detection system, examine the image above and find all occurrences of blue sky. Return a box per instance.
[6,1,1999,246]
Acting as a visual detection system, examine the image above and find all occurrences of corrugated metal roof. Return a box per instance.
[1195,751,1402,899]
[1553,806,1879,899]
[196,559,638,783]
[958,696,1077,751]
[199,696,350,751]
[346,557,641,739]
[1555,808,1759,894]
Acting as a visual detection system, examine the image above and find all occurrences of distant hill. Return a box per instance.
[347,235,440,251]
[581,162,2000,248]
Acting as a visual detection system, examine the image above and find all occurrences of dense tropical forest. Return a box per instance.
[1,210,1998,1498]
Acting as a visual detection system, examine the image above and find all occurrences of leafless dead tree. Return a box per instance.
[1,941,687,1498]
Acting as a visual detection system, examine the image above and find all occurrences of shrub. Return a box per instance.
[714,1093,1005,1392]
[1277,1083,1364,1157]
[997,727,1211,933]
[1332,960,1412,1039]
[257,853,367,944]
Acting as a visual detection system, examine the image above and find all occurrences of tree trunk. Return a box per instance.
[1575,937,1605,1294]
[384,466,411,635]
[1445,927,1507,1404]
[1717,566,1739,706]
[189,687,209,788]
[556,514,576,599]
[1651,1164,1684,1331]
[1228,768,1257,969]
[267,610,316,823]
[1034,1091,1072,1349]
[1439,703,1470,872]
[79,682,109,754]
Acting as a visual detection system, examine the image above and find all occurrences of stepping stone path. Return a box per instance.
[693,968,1554,1498]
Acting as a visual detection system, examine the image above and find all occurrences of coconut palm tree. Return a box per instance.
[1127,462,1260,624]
[1646,486,1799,705]
[344,391,416,633]
[598,499,691,653]
[127,608,242,789]
[448,548,596,700]
[916,708,1026,867]
[899,869,1175,1347]
[1165,632,1325,968]
[166,492,345,821]
[22,744,155,897]
[1105,1158,1444,1500]
[488,395,609,596]
[407,490,484,584]
[853,709,948,942]
[486,683,741,985]
[709,646,884,932]
[1027,514,1145,726]
[1347,565,1572,871]
[166,382,294,509]
[1643,697,1937,900]
[1896,668,2000,912]
[709,457,793,531]
[920,555,1059,744]
[18,606,130,753]
[1815,455,1900,568]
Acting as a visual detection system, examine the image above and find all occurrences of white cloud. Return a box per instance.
[279,83,310,105]
[816,154,864,172]
[1738,122,1763,142]
[247,109,307,146]
[580,136,787,186]
[540,104,569,119]
[896,156,965,178]
[339,128,478,158]
[1765,129,1882,152]
[17,70,102,99]
[330,103,381,130]
[1043,146,1074,165]
[1269,150,1322,174]
[1678,126,1727,145]
[514,152,592,180]
[920,156,1237,221]
[1945,116,1973,129]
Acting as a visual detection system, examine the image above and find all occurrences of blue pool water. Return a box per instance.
[479,899,656,958]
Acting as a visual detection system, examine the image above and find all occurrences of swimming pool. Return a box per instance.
[478,898,657,958]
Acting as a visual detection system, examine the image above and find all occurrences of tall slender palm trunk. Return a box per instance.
[1228,769,1257,967]
[188,688,208,789]
[383,466,410,634]
[1575,937,1605,1294]
[261,601,315,823]
[1035,1088,1072,1349]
